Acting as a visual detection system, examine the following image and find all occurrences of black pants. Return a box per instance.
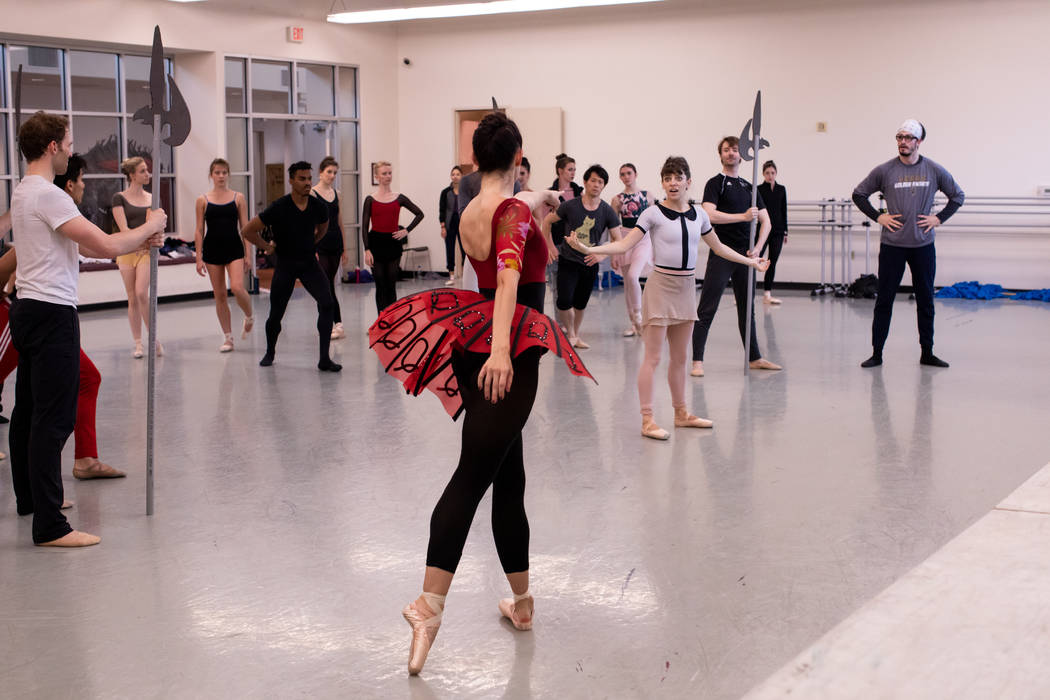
[265,258,334,362]
[760,234,784,292]
[8,299,79,543]
[692,252,761,362]
[872,242,936,353]
[443,225,459,273]
[426,348,541,574]
[315,251,343,324]
[555,258,598,311]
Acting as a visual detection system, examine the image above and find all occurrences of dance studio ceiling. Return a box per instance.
[190,0,901,22]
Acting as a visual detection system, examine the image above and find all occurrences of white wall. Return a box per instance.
[394,0,1050,289]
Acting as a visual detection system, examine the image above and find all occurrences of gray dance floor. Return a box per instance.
[2,278,1048,699]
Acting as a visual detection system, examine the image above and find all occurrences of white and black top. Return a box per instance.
[634,202,712,272]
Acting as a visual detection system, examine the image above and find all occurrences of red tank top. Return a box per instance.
[369,197,401,232]
[468,198,548,289]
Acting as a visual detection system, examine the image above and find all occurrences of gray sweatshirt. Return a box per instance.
[852,156,965,248]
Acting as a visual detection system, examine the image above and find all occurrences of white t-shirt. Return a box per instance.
[12,175,82,307]
[635,202,713,272]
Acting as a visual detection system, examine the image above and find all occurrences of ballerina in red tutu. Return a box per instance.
[370,112,591,675]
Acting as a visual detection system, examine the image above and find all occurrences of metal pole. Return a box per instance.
[820,202,826,287]
[829,199,836,287]
[845,201,853,283]
[743,129,758,374]
[146,115,160,516]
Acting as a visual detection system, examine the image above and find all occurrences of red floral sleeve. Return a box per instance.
[494,199,532,275]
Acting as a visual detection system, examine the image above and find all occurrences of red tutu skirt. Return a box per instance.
[368,288,595,419]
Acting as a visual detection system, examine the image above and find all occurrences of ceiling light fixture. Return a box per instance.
[328,0,665,24]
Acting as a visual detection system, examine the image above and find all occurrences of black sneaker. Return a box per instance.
[920,353,949,368]
[860,354,883,368]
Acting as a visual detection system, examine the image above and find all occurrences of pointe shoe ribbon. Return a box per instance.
[674,410,713,429]
[498,590,534,631]
[403,598,443,675]
[641,418,670,441]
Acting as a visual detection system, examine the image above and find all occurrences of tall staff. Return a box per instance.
[132,26,191,514]
[737,91,769,374]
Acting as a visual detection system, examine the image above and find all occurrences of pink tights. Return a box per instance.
[638,321,692,416]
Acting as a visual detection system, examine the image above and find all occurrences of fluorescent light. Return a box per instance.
[328,0,664,24]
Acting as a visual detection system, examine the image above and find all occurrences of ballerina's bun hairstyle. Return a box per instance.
[209,158,230,174]
[660,156,691,180]
[472,112,522,173]
[555,153,575,173]
[121,156,146,178]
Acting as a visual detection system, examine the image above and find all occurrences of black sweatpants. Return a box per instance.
[555,257,598,311]
[443,225,459,273]
[8,298,79,544]
[265,258,334,363]
[760,234,784,292]
[692,252,761,362]
[872,242,936,353]
[315,251,343,324]
[426,347,542,575]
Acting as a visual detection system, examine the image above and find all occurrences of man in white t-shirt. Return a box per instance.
[9,111,166,547]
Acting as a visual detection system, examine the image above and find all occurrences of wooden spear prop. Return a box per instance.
[738,91,769,375]
[131,26,191,514]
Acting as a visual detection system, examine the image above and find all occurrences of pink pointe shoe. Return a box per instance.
[402,594,444,675]
[498,590,534,631]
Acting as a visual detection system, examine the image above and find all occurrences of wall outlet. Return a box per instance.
[816,121,828,133]
[1037,184,1050,198]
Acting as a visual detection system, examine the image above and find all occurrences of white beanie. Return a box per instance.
[897,119,924,140]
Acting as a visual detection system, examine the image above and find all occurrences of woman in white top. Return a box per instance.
[567,156,768,440]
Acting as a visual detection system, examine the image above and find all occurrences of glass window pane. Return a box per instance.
[0,181,10,218]
[124,54,171,117]
[82,178,123,233]
[341,173,358,225]
[225,118,248,172]
[251,60,291,114]
[154,177,176,234]
[71,116,121,175]
[225,58,246,113]
[127,119,173,174]
[9,46,66,111]
[70,51,118,112]
[337,121,358,173]
[297,64,334,116]
[337,66,357,119]
[228,174,249,212]
[0,115,7,175]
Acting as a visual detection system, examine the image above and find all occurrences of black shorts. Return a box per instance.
[555,257,598,311]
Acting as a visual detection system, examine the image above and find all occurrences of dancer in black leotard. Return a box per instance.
[194,158,254,352]
[241,161,341,371]
[312,156,347,340]
[362,161,424,313]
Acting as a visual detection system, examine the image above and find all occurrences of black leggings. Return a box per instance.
[760,234,784,292]
[426,348,542,574]
[315,251,343,324]
[265,259,334,362]
[371,259,400,313]
[692,252,761,362]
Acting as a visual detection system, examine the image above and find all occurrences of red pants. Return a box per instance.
[1,300,99,459]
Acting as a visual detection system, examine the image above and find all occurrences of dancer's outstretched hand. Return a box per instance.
[752,258,770,272]
[479,349,514,403]
[564,232,589,254]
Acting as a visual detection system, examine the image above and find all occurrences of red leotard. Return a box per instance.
[369,198,401,232]
[468,198,548,304]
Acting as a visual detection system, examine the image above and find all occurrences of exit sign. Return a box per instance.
[287,26,304,43]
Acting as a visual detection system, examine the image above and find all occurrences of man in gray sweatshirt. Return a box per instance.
[852,119,964,368]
